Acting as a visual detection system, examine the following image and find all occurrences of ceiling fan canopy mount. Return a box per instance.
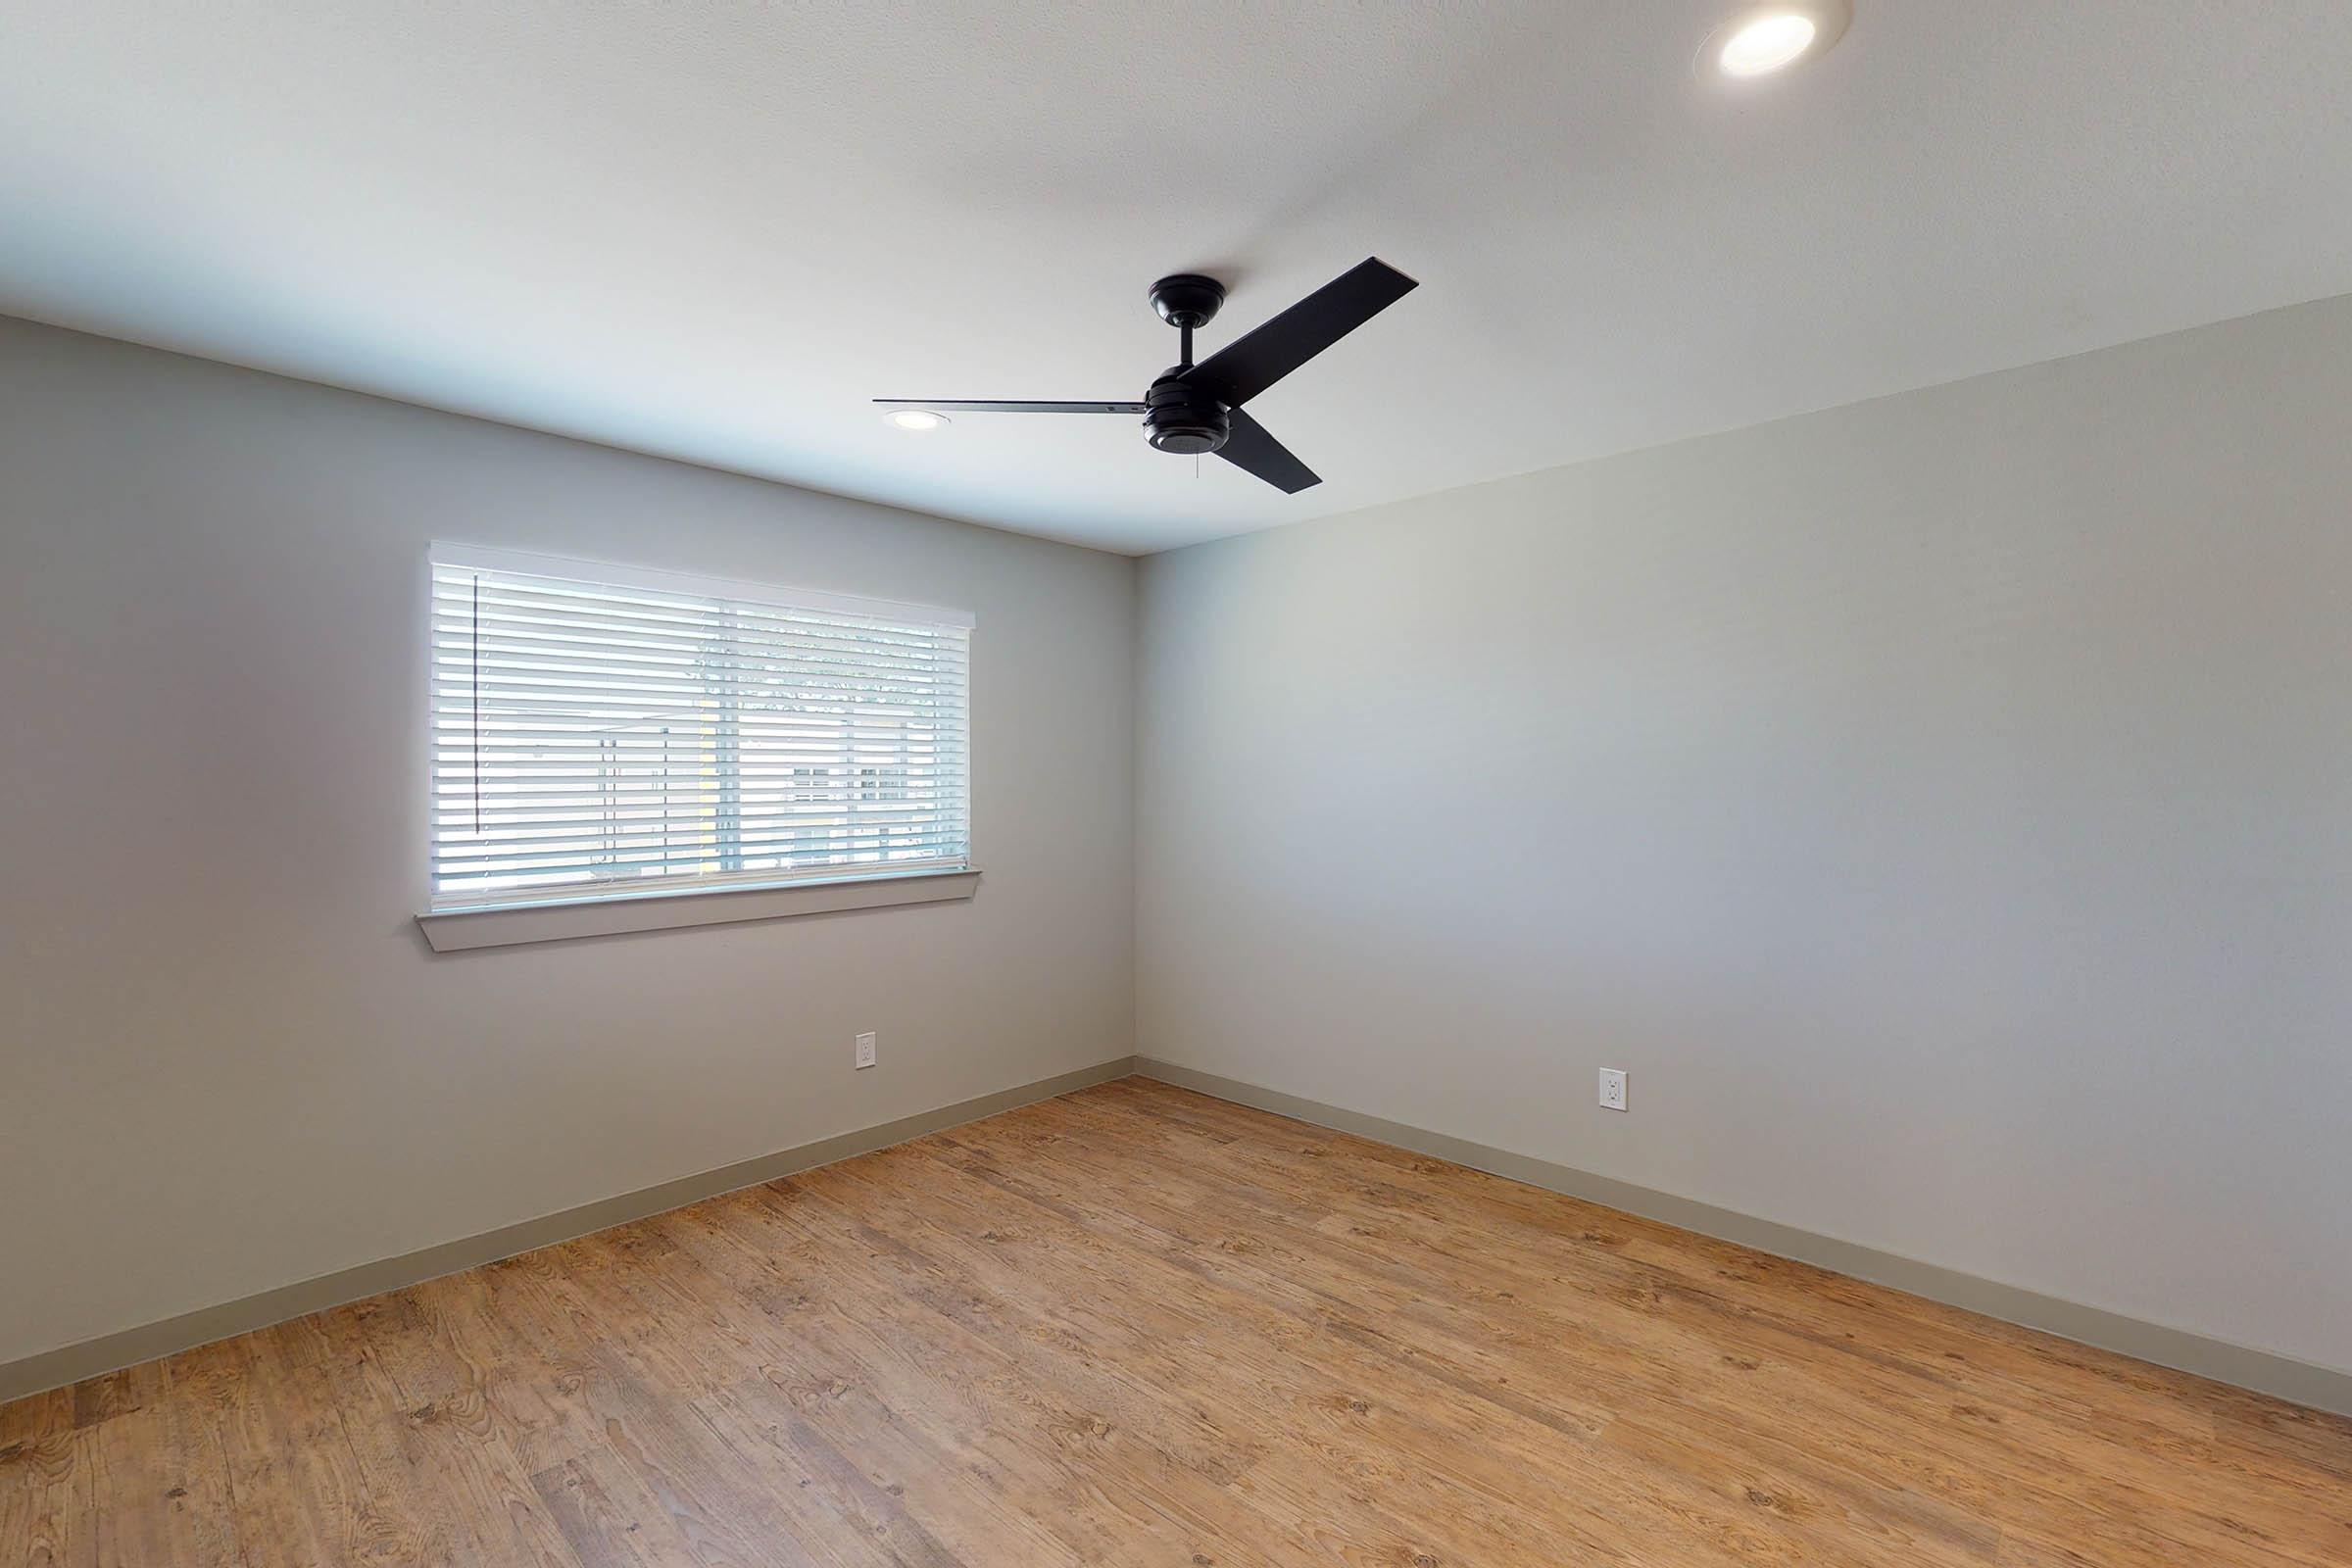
[1148,272,1227,331]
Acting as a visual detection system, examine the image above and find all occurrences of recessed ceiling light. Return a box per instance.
[884,409,949,431]
[1721,14,1814,74]
[1701,2,1850,80]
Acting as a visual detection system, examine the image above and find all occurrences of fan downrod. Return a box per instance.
[1144,274,1231,454]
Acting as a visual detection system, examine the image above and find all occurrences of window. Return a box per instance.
[429,545,971,911]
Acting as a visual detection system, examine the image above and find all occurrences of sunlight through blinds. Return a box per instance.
[429,546,971,909]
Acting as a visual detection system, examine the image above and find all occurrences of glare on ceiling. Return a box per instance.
[1721,15,1814,75]
[1703,3,1850,79]
[885,409,950,431]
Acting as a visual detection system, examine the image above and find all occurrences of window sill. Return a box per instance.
[415,868,981,953]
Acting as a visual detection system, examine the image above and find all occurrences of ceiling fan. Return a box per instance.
[875,257,1417,494]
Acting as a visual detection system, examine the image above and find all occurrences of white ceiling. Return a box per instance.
[6,3,2352,555]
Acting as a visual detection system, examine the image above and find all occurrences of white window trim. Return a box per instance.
[419,544,977,949]
[415,865,980,952]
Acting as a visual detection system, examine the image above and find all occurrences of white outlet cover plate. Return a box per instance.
[1598,1067,1628,1111]
[855,1031,877,1069]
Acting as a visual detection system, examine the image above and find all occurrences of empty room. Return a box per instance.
[4,3,2350,1563]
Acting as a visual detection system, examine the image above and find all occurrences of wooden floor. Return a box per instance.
[4,1078,2348,1566]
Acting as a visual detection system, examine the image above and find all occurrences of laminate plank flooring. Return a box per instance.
[5,1077,2347,1565]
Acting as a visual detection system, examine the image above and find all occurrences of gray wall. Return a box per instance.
[1137,296,2352,1376]
[0,318,1135,1369]
[13,293,2352,1385]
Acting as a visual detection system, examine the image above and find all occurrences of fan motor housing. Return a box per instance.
[1144,370,1229,455]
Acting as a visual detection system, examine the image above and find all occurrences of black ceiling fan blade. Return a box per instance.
[874,399,1148,414]
[1216,409,1321,494]
[1181,258,1418,409]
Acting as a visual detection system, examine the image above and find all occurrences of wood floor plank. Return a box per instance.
[0,1426,97,1568]
[774,1169,1505,1565]
[5,1077,2348,1566]
[80,1386,245,1568]
[1028,1089,2334,1558]
[823,1142,1693,1560]
[889,1125,1831,1563]
[750,1176,1322,1565]
[1045,1090,2345,1566]
[0,1387,74,1451]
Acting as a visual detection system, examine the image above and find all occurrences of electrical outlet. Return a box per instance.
[1597,1067,1628,1111]
[855,1031,877,1070]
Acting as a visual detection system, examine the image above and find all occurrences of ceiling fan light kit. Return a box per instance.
[875,256,1418,494]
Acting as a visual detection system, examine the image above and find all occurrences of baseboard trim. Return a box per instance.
[1133,1057,2352,1419]
[0,1055,1138,1405]
[19,1053,2345,1420]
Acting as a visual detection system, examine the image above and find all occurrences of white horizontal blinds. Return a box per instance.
[430,550,971,908]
